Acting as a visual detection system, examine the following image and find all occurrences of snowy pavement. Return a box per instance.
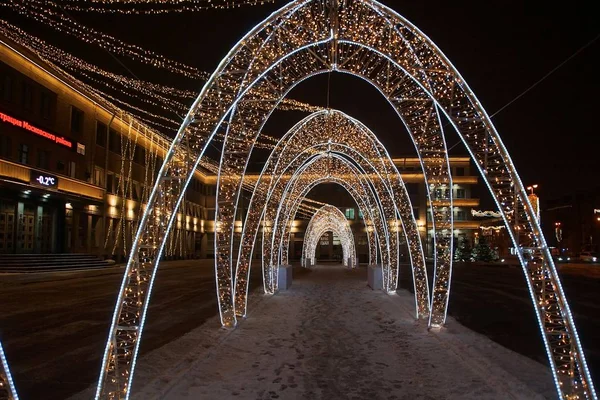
[107,264,554,399]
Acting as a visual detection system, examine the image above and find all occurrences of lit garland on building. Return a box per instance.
[0,19,317,142]
[92,1,596,399]
[471,210,503,218]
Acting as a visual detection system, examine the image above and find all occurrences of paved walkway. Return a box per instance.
[123,265,554,399]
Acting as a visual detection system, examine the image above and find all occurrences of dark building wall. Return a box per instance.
[543,188,600,256]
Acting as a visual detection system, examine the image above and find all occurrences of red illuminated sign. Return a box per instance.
[0,111,73,149]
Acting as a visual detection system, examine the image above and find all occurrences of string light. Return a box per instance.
[0,13,318,114]
[94,1,596,399]
[0,341,19,400]
[471,210,504,218]
[49,0,277,14]
[6,0,207,79]
[234,110,429,320]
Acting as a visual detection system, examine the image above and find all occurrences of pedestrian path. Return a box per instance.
[126,265,553,399]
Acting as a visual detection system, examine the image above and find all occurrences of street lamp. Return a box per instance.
[526,184,538,195]
[526,184,540,223]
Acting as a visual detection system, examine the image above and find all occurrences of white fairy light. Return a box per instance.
[93,1,596,399]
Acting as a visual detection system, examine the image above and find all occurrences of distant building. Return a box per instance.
[273,157,481,262]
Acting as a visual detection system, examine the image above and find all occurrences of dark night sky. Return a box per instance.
[4,0,599,202]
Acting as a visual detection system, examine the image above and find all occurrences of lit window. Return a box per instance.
[345,208,355,219]
[77,143,86,155]
[94,167,104,187]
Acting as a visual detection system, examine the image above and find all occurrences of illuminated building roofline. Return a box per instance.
[0,37,211,183]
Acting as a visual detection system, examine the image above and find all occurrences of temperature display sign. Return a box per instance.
[30,171,58,188]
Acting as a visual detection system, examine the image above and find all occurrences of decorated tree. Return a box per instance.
[454,237,473,262]
[472,236,495,262]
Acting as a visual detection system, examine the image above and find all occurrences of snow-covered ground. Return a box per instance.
[72,264,556,399]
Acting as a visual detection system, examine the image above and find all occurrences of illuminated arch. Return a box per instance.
[268,154,387,283]
[273,112,421,279]
[260,154,389,294]
[97,1,595,398]
[233,110,427,314]
[0,342,18,400]
[302,205,356,267]
[261,152,433,326]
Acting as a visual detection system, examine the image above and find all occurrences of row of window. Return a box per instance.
[95,121,148,162]
[396,165,467,176]
[426,209,468,221]
[190,177,216,196]
[433,187,467,199]
[95,122,217,196]
[0,134,77,177]
[2,67,87,137]
[1,73,54,121]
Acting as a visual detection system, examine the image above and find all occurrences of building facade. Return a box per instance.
[0,38,213,259]
[0,35,481,263]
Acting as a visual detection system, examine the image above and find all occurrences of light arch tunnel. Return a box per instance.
[93,0,596,399]
[301,204,357,268]
[234,109,429,320]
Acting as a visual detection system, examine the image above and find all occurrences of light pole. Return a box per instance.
[526,184,540,225]
[526,184,538,195]
[555,222,562,254]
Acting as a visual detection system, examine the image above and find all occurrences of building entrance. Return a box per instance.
[0,201,15,253]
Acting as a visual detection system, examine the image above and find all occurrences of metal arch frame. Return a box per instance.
[261,123,400,291]
[233,109,383,312]
[261,152,390,294]
[271,110,427,301]
[266,147,396,289]
[265,148,392,291]
[275,160,379,271]
[233,109,429,319]
[234,148,381,299]
[0,341,18,400]
[302,205,356,267]
[266,152,421,301]
[305,228,353,266]
[96,1,595,398]
[217,49,452,329]
[305,228,355,267]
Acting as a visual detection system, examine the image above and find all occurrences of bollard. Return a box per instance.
[277,264,293,290]
[368,264,383,290]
